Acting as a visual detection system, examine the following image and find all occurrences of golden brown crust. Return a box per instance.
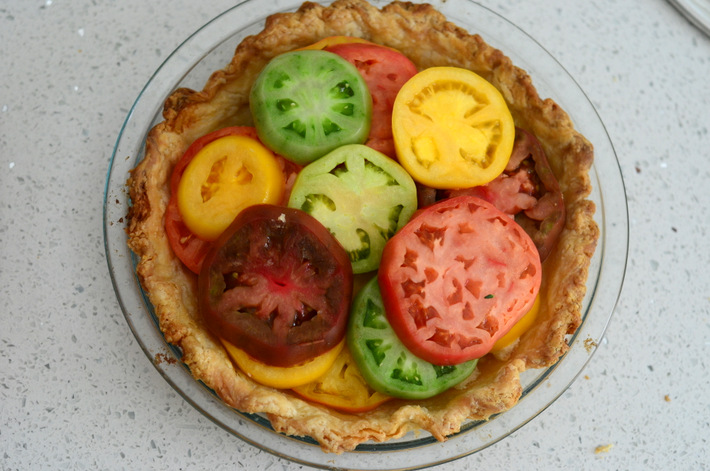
[126,0,599,453]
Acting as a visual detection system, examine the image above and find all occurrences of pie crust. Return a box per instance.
[126,0,599,454]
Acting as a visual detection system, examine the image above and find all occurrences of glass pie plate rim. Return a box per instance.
[102,1,629,469]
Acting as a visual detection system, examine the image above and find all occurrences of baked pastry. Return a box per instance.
[126,0,598,454]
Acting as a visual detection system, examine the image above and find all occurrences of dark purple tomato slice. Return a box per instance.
[198,204,353,367]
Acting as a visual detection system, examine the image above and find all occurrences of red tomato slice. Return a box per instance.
[378,195,542,365]
[165,127,298,273]
[198,205,353,367]
[164,198,213,274]
[325,42,418,158]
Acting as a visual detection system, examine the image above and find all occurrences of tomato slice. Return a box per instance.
[325,42,418,159]
[392,67,515,189]
[292,344,392,413]
[348,277,477,399]
[378,195,542,365]
[490,294,541,353]
[287,144,417,274]
[177,134,284,241]
[164,199,213,274]
[250,50,372,165]
[198,205,353,367]
[165,126,262,273]
[221,339,344,389]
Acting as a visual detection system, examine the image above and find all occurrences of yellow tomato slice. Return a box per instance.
[491,294,541,353]
[292,346,392,413]
[176,135,284,241]
[298,35,375,50]
[221,339,344,390]
[392,67,515,189]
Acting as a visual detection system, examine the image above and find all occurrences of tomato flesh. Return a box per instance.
[199,205,353,367]
[348,277,477,399]
[326,42,418,158]
[176,134,284,241]
[250,50,372,165]
[164,198,213,274]
[378,195,542,365]
[221,339,344,389]
[292,345,392,412]
[392,67,515,189]
[288,144,417,274]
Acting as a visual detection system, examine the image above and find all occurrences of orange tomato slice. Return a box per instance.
[392,67,515,189]
[221,339,344,390]
[292,346,392,413]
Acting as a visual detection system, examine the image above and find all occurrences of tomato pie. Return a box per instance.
[126,0,599,454]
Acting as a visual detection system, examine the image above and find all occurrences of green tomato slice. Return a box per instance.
[347,277,478,400]
[250,50,372,165]
[287,144,417,274]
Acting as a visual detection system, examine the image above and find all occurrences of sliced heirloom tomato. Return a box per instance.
[288,144,417,274]
[292,345,392,413]
[177,134,284,241]
[164,199,213,274]
[392,67,515,189]
[378,195,542,365]
[250,50,372,165]
[348,277,477,399]
[325,42,418,159]
[198,205,353,367]
[221,339,344,389]
[165,126,288,273]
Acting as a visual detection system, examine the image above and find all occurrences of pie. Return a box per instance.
[126,0,599,454]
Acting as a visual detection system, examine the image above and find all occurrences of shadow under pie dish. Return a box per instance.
[104,0,627,467]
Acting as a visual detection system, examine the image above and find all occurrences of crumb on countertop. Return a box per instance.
[595,444,613,454]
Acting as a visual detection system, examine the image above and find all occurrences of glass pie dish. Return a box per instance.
[103,0,629,469]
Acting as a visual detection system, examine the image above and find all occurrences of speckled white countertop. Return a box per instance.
[2,0,709,469]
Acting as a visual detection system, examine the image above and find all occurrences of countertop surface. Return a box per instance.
[2,0,709,469]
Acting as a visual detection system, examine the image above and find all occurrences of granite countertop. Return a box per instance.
[2,0,708,469]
